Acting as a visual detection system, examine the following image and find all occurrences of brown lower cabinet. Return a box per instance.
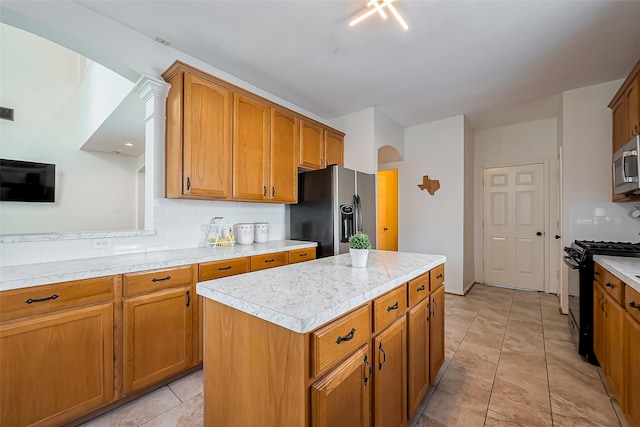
[429,285,445,381]
[407,297,430,417]
[625,312,640,427]
[373,317,407,427]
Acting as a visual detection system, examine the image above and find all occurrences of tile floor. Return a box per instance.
[82,284,628,427]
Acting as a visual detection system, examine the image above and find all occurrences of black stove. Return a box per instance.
[564,240,640,364]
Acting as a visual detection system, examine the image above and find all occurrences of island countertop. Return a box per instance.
[593,255,640,293]
[196,250,446,333]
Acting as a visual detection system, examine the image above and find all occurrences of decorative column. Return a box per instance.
[134,77,170,231]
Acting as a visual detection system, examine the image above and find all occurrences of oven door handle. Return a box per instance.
[563,256,581,270]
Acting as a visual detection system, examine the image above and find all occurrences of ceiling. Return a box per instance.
[4,1,640,133]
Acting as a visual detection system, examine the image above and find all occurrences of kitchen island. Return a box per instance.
[196,250,446,427]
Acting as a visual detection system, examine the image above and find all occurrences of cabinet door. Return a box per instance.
[124,286,193,392]
[270,109,298,202]
[311,345,372,427]
[1,303,113,427]
[325,130,344,167]
[606,297,625,402]
[429,286,445,382]
[625,313,640,426]
[407,297,429,419]
[625,77,639,141]
[593,284,606,366]
[183,73,232,198]
[373,318,407,427]
[300,121,324,169]
[233,94,270,200]
[612,97,627,154]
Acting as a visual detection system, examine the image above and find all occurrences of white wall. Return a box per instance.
[329,108,376,174]
[463,117,475,292]
[374,109,404,160]
[473,117,559,292]
[390,115,466,295]
[562,79,640,243]
[0,24,139,234]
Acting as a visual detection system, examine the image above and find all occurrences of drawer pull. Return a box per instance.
[264,259,275,263]
[299,253,308,257]
[594,271,601,276]
[387,301,399,312]
[605,282,615,288]
[218,266,233,271]
[416,285,425,292]
[363,354,372,386]
[152,275,172,282]
[25,294,59,304]
[335,328,356,344]
[378,342,386,370]
[436,274,443,279]
[630,301,640,311]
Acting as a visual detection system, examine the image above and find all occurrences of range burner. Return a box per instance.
[573,240,640,256]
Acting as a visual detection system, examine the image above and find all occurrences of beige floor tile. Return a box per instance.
[542,318,574,343]
[509,307,543,325]
[454,297,485,311]
[544,338,600,379]
[540,304,565,321]
[498,338,547,377]
[547,364,620,426]
[446,306,478,329]
[168,370,203,402]
[415,414,449,427]
[539,293,560,307]
[81,387,181,427]
[424,375,493,427]
[463,328,505,351]
[141,393,203,427]
[484,410,528,426]
[488,367,552,427]
[511,299,541,311]
[465,292,488,302]
[482,298,513,311]
[470,316,508,333]
[477,307,510,324]
[504,319,544,347]
[488,286,515,296]
[551,405,614,427]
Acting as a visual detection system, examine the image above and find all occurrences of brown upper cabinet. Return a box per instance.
[163,61,344,202]
[609,58,640,202]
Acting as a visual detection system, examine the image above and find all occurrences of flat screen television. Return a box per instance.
[0,159,56,202]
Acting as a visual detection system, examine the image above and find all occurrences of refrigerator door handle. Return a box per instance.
[354,194,363,232]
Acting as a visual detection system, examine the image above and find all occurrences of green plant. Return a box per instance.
[348,232,371,250]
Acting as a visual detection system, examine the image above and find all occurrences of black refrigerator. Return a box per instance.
[289,165,376,258]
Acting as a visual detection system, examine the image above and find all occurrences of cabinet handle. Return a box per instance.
[186,176,191,191]
[426,302,431,321]
[264,258,275,263]
[378,342,386,370]
[25,294,59,304]
[335,327,356,344]
[630,301,640,311]
[433,300,438,314]
[218,266,232,271]
[263,186,267,197]
[604,299,608,317]
[272,187,275,197]
[299,253,307,257]
[152,275,172,282]
[186,290,191,308]
[436,274,443,279]
[605,282,615,288]
[594,271,601,277]
[387,301,399,312]
[416,284,425,292]
[363,354,372,386]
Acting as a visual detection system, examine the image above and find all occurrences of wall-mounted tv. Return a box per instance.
[0,159,55,203]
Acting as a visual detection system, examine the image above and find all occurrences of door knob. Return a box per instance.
[555,235,561,239]
[383,227,388,231]
[536,232,543,236]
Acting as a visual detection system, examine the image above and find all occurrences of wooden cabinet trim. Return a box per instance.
[429,264,445,292]
[250,251,289,271]
[625,284,640,324]
[199,257,250,281]
[372,285,407,334]
[594,263,624,306]
[407,273,430,308]
[123,265,193,297]
[288,247,316,264]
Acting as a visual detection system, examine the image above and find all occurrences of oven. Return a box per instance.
[563,240,640,364]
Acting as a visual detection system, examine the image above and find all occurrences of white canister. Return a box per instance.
[254,222,269,243]
[236,223,255,245]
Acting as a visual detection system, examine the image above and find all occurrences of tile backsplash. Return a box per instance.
[0,199,287,267]
[570,202,640,242]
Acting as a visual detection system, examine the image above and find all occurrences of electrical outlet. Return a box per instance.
[91,238,112,249]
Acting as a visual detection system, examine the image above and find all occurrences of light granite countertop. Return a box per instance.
[196,250,446,333]
[0,240,316,291]
[593,255,640,293]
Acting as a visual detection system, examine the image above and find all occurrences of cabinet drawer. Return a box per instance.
[123,266,193,297]
[373,286,407,334]
[199,257,249,281]
[311,304,371,378]
[626,284,640,324]
[0,276,115,322]
[407,273,429,307]
[594,263,624,305]
[430,264,445,291]
[288,247,316,264]
[250,252,288,271]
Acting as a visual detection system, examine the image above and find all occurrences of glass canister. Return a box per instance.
[236,223,255,245]
[254,222,269,243]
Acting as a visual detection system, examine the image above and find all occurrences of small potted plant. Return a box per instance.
[348,231,371,268]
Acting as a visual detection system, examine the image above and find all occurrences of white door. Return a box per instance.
[483,164,545,291]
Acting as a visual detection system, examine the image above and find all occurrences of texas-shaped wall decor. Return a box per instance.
[417,175,440,196]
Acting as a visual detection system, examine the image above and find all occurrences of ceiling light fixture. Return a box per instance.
[350,0,409,30]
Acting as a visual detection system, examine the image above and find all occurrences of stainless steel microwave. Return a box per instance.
[613,135,640,195]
